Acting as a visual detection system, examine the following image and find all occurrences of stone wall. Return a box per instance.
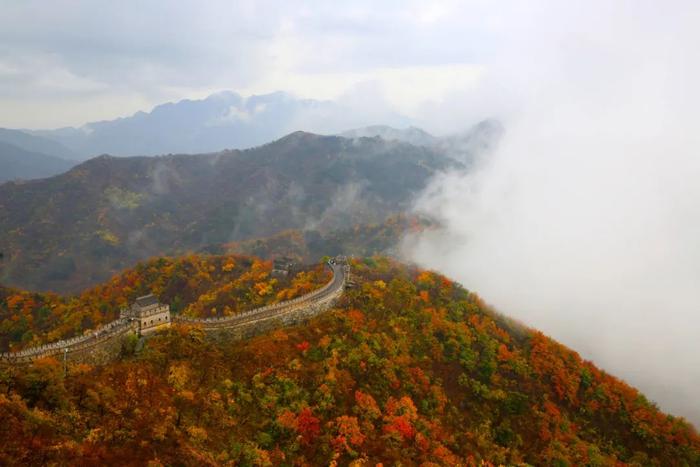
[0,320,138,365]
[139,306,171,334]
[0,260,347,366]
[172,262,345,330]
[199,277,343,344]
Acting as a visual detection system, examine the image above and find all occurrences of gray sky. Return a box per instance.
[0,0,494,129]
[2,0,700,425]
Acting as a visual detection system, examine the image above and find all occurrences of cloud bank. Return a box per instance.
[404,2,700,425]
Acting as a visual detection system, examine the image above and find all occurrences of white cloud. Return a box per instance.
[238,64,485,119]
[403,1,700,425]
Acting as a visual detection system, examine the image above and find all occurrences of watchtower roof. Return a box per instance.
[135,294,159,307]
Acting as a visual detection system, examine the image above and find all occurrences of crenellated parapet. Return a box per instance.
[0,257,348,365]
[0,318,137,364]
[172,259,345,330]
[121,294,171,334]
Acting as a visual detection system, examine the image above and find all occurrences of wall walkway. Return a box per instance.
[0,261,347,365]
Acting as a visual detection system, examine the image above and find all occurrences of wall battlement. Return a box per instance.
[120,294,171,334]
[0,257,348,366]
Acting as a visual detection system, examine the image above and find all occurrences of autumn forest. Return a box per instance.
[2,3,700,465]
[1,256,698,465]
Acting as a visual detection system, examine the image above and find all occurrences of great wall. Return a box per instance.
[0,258,349,365]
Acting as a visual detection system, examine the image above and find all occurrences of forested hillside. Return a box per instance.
[1,256,697,465]
[214,214,433,263]
[0,254,329,352]
[0,132,458,293]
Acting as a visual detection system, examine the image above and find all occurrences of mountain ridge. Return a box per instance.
[23,91,409,158]
[0,131,461,293]
[341,125,438,147]
[340,119,505,164]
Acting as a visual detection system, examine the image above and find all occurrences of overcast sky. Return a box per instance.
[3,0,700,425]
[0,0,499,129]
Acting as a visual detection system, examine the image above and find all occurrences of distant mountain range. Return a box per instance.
[0,94,502,292]
[0,128,80,183]
[0,91,501,185]
[0,128,78,160]
[0,131,466,292]
[1,90,500,159]
[0,128,79,183]
[0,116,501,186]
[11,91,407,159]
[0,141,75,184]
[24,92,332,157]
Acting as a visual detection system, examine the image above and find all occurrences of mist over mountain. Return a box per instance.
[341,125,438,147]
[436,119,505,163]
[0,131,460,293]
[341,119,504,165]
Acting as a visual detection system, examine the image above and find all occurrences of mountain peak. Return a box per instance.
[278,130,321,140]
[265,130,334,149]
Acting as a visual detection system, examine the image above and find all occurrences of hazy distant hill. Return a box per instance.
[0,132,459,292]
[341,119,505,164]
[26,91,409,158]
[0,141,75,183]
[437,119,505,162]
[8,91,499,161]
[0,128,78,161]
[341,125,437,147]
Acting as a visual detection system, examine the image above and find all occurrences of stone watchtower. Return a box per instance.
[272,257,296,278]
[121,294,171,335]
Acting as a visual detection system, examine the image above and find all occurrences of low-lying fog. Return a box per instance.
[403,2,700,426]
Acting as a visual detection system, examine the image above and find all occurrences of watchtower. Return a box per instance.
[272,256,296,278]
[121,294,171,335]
